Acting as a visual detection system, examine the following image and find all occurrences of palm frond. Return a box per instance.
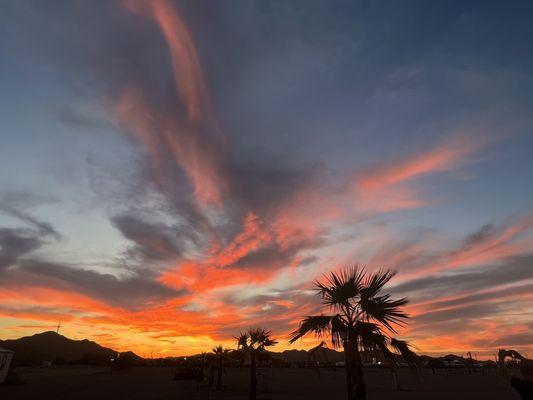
[289,264,413,360]
[359,294,409,332]
[330,314,347,348]
[235,332,249,349]
[288,314,346,348]
[354,321,385,349]
[288,315,334,343]
[261,337,278,347]
[352,322,396,363]
[390,338,418,366]
[212,345,231,357]
[245,328,277,349]
[315,265,365,307]
[354,321,382,338]
[361,269,397,298]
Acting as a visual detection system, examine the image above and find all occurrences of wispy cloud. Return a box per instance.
[117,0,228,207]
[358,134,492,190]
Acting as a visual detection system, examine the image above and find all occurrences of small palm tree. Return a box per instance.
[289,265,416,400]
[236,328,278,400]
[212,345,231,390]
[196,352,215,386]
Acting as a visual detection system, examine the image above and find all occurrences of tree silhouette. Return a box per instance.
[236,328,277,400]
[289,265,416,400]
[212,345,231,390]
[196,352,215,386]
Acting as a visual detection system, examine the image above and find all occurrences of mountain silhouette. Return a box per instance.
[0,331,478,368]
[0,331,121,366]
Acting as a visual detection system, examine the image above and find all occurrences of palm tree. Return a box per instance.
[196,352,215,386]
[212,345,231,390]
[288,265,416,400]
[236,328,278,400]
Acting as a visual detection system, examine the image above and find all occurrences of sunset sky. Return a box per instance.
[1,0,532,358]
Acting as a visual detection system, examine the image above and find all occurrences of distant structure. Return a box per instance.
[0,347,14,384]
[56,322,61,334]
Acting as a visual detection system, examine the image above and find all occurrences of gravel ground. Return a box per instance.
[1,366,521,400]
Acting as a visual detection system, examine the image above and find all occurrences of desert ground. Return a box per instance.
[1,366,521,400]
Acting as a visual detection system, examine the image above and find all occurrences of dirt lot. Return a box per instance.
[1,366,521,400]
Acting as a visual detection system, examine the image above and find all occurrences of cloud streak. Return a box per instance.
[358,134,492,190]
[117,0,228,207]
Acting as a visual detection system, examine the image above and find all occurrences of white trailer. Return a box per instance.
[0,347,14,384]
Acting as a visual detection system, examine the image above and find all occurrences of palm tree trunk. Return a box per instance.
[217,358,223,390]
[250,350,257,400]
[343,342,354,400]
[351,348,366,400]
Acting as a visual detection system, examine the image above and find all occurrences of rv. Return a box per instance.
[0,347,14,384]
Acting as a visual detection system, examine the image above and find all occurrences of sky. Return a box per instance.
[0,0,532,358]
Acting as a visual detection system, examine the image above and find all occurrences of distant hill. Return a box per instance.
[0,331,121,366]
[0,331,485,368]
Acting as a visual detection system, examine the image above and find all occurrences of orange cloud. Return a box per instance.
[358,134,491,190]
[446,216,533,269]
[401,214,533,279]
[160,261,277,294]
[273,134,494,228]
[213,213,273,267]
[147,0,210,123]
[117,0,228,206]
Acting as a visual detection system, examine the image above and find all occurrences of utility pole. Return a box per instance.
[56,322,61,334]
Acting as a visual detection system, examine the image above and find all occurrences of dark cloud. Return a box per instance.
[56,106,107,130]
[222,287,316,308]
[0,192,58,210]
[229,160,324,214]
[472,332,533,348]
[490,333,533,347]
[0,202,61,270]
[414,303,500,324]
[0,305,77,321]
[423,283,533,311]
[370,227,440,271]
[11,260,184,309]
[392,253,533,300]
[0,205,61,239]
[214,290,320,339]
[0,228,43,270]
[0,215,185,309]
[228,234,324,271]
[382,221,527,275]
[411,319,477,336]
[215,307,295,340]
[111,214,190,263]
[460,224,495,249]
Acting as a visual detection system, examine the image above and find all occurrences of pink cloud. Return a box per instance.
[358,134,492,190]
[117,0,228,206]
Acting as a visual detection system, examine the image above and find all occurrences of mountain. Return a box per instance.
[0,331,119,366]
